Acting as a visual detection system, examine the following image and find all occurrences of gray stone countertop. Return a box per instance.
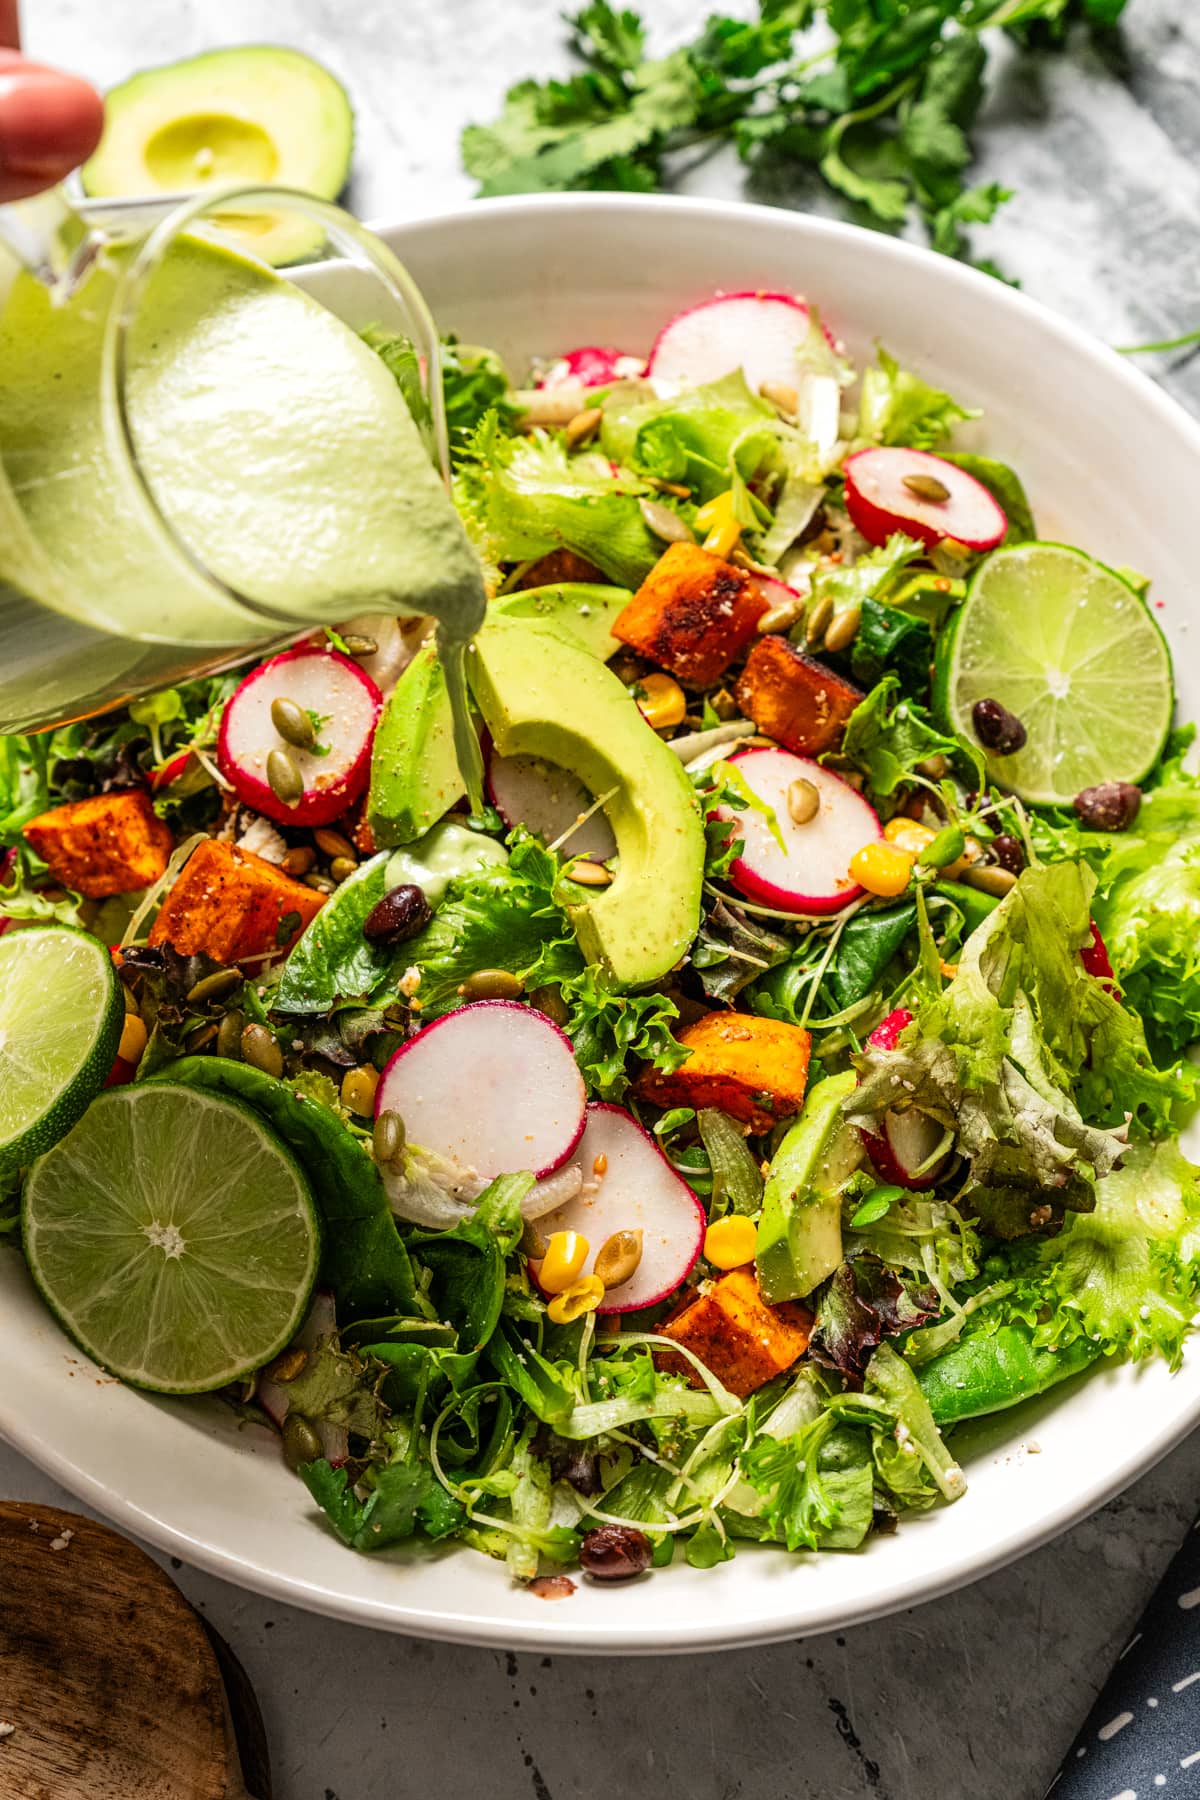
[8,3,1200,1796]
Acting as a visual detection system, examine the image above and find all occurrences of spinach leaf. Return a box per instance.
[275,852,394,1015]
[849,598,933,691]
[826,901,918,1009]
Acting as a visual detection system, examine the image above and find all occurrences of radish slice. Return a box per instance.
[714,747,881,915]
[487,748,617,863]
[375,1001,587,1182]
[1081,920,1117,987]
[539,346,646,389]
[747,573,805,614]
[217,647,382,828]
[647,292,815,394]
[843,447,1006,554]
[535,1104,707,1314]
[859,1009,947,1190]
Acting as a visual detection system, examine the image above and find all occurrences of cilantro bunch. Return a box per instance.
[462,0,1128,267]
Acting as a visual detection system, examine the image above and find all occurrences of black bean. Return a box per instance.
[362,883,432,946]
[1073,781,1141,831]
[579,1524,653,1580]
[972,698,1027,756]
[991,834,1025,874]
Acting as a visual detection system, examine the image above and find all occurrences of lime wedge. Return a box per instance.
[22,1082,320,1392]
[934,542,1172,805]
[0,924,123,1176]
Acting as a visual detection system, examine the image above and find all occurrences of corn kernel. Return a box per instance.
[883,818,935,857]
[547,1274,606,1324]
[703,1214,758,1270]
[118,1013,148,1065]
[635,671,687,730]
[536,1229,590,1294]
[849,840,915,898]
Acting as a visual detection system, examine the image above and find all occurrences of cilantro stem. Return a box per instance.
[1116,328,1200,356]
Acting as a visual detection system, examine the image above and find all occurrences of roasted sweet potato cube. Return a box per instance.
[734,635,863,756]
[658,1268,813,1397]
[148,839,323,964]
[516,548,606,589]
[637,1011,811,1134]
[614,542,767,685]
[23,790,175,898]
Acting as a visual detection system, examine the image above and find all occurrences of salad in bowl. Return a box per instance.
[1,282,1196,1597]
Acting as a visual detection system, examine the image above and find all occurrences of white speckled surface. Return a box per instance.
[7,3,1200,1795]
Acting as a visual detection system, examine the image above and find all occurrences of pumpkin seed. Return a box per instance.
[184,1020,219,1054]
[341,1063,380,1118]
[566,860,612,887]
[529,983,570,1027]
[823,602,861,654]
[270,696,315,750]
[266,1345,308,1383]
[520,1218,548,1259]
[963,864,1018,897]
[330,856,358,885]
[759,379,799,416]
[373,1109,406,1165]
[314,828,356,862]
[303,872,335,894]
[786,778,820,825]
[637,497,695,545]
[186,967,243,1006]
[281,1413,323,1473]
[805,594,834,644]
[757,594,806,635]
[281,845,316,877]
[456,968,525,1001]
[646,477,692,499]
[594,1229,643,1290]
[216,1010,246,1060]
[240,1022,283,1078]
[902,472,952,504]
[564,405,603,448]
[266,748,303,806]
[341,633,378,657]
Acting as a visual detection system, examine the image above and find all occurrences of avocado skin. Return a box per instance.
[756,1071,860,1304]
[469,617,704,989]
[367,584,630,848]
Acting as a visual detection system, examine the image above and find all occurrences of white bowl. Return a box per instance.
[4,193,1199,1653]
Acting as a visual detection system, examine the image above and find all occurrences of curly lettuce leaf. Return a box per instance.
[559,964,687,1100]
[856,345,978,450]
[458,412,661,584]
[840,675,982,812]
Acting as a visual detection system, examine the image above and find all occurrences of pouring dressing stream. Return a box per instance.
[0,184,487,806]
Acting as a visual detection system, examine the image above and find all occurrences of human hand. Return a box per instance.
[0,48,103,203]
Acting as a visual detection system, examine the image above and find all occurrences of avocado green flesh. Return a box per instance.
[0,235,486,650]
[367,584,630,847]
[468,618,704,987]
[756,1071,861,1304]
[82,46,354,267]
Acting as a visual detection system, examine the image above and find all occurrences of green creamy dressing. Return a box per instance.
[0,234,487,757]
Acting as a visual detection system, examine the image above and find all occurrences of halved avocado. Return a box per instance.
[81,46,354,267]
[469,618,705,988]
[367,584,631,847]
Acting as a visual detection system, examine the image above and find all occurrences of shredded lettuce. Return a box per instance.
[856,345,978,450]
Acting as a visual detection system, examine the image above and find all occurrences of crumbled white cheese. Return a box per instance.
[398,966,422,998]
[236,815,288,865]
[0,1722,16,1740]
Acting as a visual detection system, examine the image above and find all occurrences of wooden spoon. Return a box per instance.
[0,1502,271,1800]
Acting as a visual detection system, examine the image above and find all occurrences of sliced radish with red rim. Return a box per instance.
[843,447,1007,554]
[647,292,820,394]
[713,747,880,915]
[1081,921,1117,987]
[217,646,382,828]
[858,1008,948,1190]
[375,1000,586,1182]
[486,747,616,864]
[539,346,646,389]
[534,1104,707,1314]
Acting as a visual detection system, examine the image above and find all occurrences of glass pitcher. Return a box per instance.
[0,184,486,734]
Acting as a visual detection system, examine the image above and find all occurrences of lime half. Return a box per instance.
[935,542,1172,805]
[0,924,123,1176]
[23,1082,320,1392]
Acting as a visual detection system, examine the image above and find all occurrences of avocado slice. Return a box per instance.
[756,1071,862,1304]
[469,618,704,987]
[367,584,631,847]
[81,47,353,267]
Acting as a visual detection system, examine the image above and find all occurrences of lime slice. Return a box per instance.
[0,924,123,1176]
[934,542,1172,805]
[22,1082,320,1392]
